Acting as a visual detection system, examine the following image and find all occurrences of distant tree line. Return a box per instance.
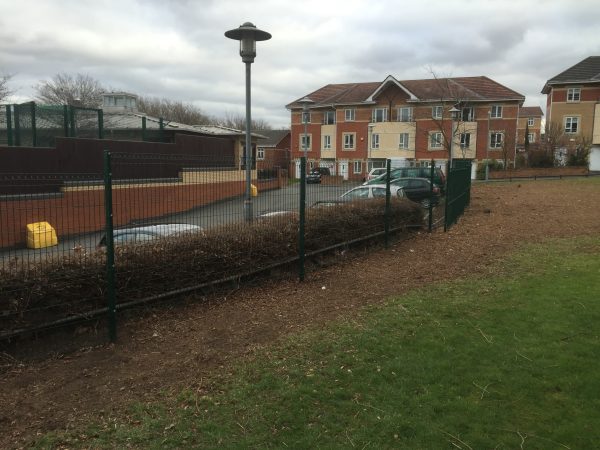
[4,72,274,130]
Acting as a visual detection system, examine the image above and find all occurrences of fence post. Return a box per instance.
[428,159,434,232]
[384,158,391,248]
[444,159,451,232]
[103,150,117,342]
[5,105,13,146]
[142,116,147,141]
[159,117,164,142]
[30,101,37,147]
[98,109,104,139]
[63,105,69,138]
[13,104,20,147]
[298,156,306,281]
[69,106,76,137]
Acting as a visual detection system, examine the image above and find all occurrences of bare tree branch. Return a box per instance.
[34,73,105,107]
[137,96,213,125]
[0,73,15,102]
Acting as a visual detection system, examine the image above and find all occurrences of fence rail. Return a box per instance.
[0,102,171,147]
[0,154,471,341]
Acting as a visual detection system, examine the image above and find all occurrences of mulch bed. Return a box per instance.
[1,179,599,449]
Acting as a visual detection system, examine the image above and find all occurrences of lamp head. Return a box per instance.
[225,22,272,63]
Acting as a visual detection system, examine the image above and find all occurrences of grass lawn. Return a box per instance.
[35,237,600,449]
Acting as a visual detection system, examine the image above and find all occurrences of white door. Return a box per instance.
[590,147,600,171]
[338,161,349,180]
[295,160,301,179]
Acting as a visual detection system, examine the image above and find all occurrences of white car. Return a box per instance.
[340,184,405,201]
[367,167,387,181]
[97,224,204,247]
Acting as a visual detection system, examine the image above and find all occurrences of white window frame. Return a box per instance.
[323,135,331,150]
[567,87,581,102]
[399,133,409,149]
[345,108,355,121]
[527,117,534,126]
[564,116,579,134]
[372,108,388,123]
[257,147,265,160]
[353,160,362,174]
[343,133,355,150]
[430,132,443,149]
[301,111,311,124]
[323,110,336,125]
[300,134,312,151]
[432,105,443,119]
[490,105,503,118]
[527,133,535,143]
[490,132,503,148]
[460,133,471,149]
[371,133,380,149]
[397,107,413,122]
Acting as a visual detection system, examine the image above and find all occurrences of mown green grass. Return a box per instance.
[35,237,600,449]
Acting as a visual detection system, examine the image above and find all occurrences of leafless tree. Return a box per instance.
[498,129,516,169]
[216,111,272,131]
[34,73,106,107]
[0,73,15,102]
[420,71,474,162]
[137,96,212,125]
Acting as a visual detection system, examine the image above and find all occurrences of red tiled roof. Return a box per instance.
[287,76,524,109]
[519,106,543,117]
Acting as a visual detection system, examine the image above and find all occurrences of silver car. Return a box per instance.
[98,224,204,247]
[340,184,405,201]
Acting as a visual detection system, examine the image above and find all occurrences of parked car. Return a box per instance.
[306,167,331,184]
[364,166,446,193]
[97,223,204,247]
[340,184,405,201]
[366,167,387,181]
[390,177,441,208]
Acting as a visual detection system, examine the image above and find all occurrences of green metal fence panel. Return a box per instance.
[0,105,10,146]
[35,104,68,147]
[444,160,472,230]
[72,106,101,139]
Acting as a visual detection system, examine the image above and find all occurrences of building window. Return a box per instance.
[371,133,380,149]
[302,112,311,124]
[564,116,579,134]
[397,107,413,122]
[432,105,443,119]
[343,133,355,150]
[372,108,387,123]
[323,111,335,125]
[527,133,535,143]
[353,160,362,174]
[567,87,581,102]
[323,135,331,149]
[527,117,534,126]
[461,107,474,121]
[399,133,409,149]
[490,132,503,148]
[430,132,443,149]
[460,133,471,149]
[490,105,503,118]
[300,134,312,151]
[345,108,355,121]
[257,147,265,160]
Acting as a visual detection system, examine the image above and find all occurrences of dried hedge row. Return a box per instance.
[0,199,422,332]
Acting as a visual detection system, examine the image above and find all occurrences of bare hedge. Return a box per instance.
[0,198,422,334]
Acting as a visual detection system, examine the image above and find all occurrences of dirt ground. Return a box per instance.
[1,179,599,449]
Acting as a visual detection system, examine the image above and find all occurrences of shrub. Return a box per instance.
[0,199,422,333]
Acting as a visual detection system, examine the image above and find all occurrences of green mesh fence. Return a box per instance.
[444,159,472,230]
[0,106,9,146]
[72,106,101,139]
[35,105,68,147]
[14,102,35,147]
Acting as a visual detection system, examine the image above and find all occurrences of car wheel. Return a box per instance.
[420,198,431,209]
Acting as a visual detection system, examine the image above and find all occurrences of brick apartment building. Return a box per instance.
[287,75,525,180]
[517,106,544,149]
[542,56,600,169]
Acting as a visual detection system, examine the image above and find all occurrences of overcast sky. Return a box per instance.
[1,0,599,128]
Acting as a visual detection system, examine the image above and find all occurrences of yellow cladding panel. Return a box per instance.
[321,124,337,157]
[370,122,416,158]
[26,222,58,249]
[453,122,477,159]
